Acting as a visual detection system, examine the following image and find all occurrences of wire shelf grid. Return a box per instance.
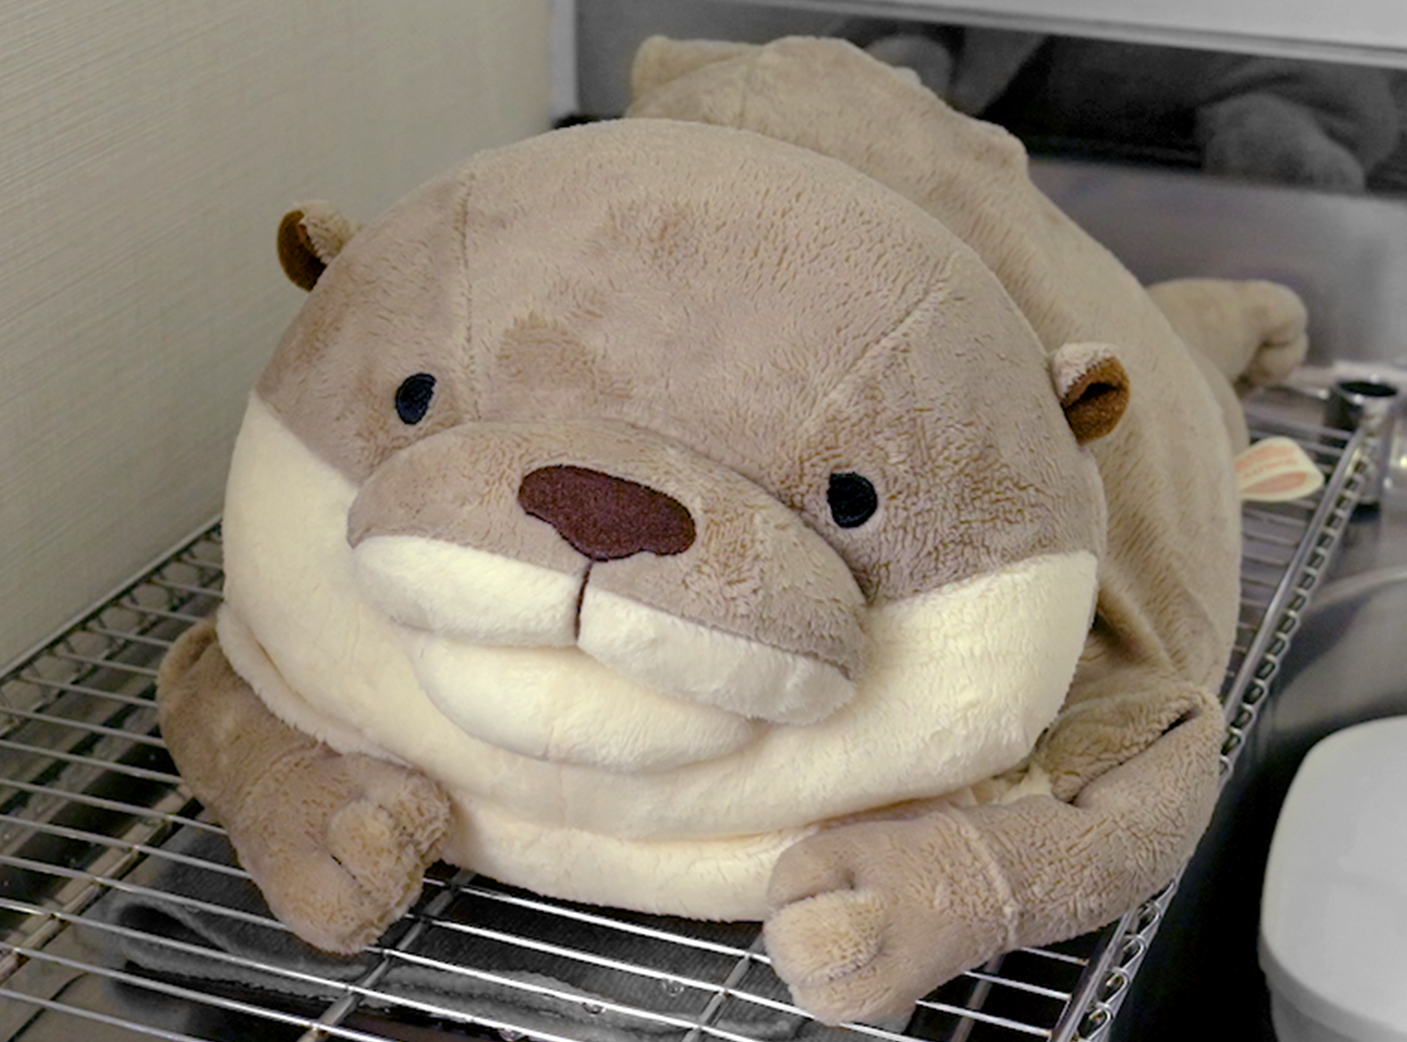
[0,411,1365,1042]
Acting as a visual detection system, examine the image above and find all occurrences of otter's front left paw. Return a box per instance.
[764,819,1007,1026]
[232,752,451,954]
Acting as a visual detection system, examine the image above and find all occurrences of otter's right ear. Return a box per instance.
[277,202,358,291]
[1051,342,1131,445]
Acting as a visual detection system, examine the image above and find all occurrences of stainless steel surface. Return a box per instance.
[0,402,1366,1041]
[576,0,1407,115]
[698,0,1407,69]
[1030,161,1407,372]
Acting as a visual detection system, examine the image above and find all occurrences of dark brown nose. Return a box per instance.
[518,465,696,562]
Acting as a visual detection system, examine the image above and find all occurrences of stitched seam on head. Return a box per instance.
[791,254,954,472]
[459,165,479,422]
[737,46,759,130]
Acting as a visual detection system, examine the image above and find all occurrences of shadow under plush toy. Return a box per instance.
[157,37,1311,1025]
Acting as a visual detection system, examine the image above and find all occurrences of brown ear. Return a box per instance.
[276,201,357,291]
[1052,343,1130,444]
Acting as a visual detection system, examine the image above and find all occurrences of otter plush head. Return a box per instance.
[212,115,1126,918]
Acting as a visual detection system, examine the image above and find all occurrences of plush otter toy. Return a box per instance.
[157,37,1310,1025]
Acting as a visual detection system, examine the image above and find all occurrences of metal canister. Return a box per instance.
[1324,378,1400,506]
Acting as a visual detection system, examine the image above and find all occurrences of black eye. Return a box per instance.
[827,473,878,528]
[394,373,436,425]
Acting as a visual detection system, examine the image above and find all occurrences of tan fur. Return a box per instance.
[256,120,1103,601]
[156,36,1310,1025]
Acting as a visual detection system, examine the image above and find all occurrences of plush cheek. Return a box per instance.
[257,330,471,485]
[797,423,1106,606]
[354,367,468,476]
[217,393,470,763]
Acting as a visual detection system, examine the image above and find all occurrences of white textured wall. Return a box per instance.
[0,1,551,667]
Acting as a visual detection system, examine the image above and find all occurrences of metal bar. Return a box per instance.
[83,627,174,650]
[0,855,277,930]
[0,814,246,882]
[402,914,736,992]
[0,706,164,747]
[1014,946,1088,966]
[0,948,397,1042]
[177,556,224,571]
[0,778,220,835]
[11,675,154,708]
[460,883,761,959]
[0,739,180,785]
[1241,557,1295,575]
[112,602,206,625]
[1241,508,1316,532]
[1245,413,1351,444]
[1222,427,1367,731]
[964,970,1072,1001]
[146,578,224,598]
[49,652,159,676]
[912,1004,1052,1039]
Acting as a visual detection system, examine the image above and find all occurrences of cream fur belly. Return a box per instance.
[219,394,1095,915]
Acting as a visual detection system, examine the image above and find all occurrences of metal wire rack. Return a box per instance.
[0,410,1366,1042]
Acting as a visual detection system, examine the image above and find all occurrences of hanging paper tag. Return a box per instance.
[1233,436,1324,502]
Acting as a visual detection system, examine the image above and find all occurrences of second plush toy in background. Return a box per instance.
[157,36,1311,1025]
[842,18,1405,191]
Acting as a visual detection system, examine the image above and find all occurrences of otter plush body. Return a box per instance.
[157,37,1309,1024]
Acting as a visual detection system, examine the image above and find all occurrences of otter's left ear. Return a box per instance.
[277,201,358,291]
[1051,343,1131,444]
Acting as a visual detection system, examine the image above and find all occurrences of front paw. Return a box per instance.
[763,818,1007,1026]
[232,752,451,954]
